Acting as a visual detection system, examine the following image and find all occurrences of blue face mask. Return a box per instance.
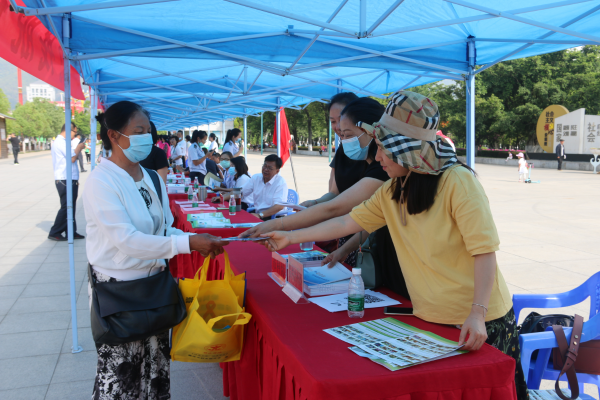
[220,160,231,169]
[236,138,242,144]
[117,131,153,163]
[342,132,372,161]
[228,167,236,176]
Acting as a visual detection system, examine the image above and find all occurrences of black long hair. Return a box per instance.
[389,161,476,215]
[191,130,207,144]
[340,97,384,161]
[96,101,147,151]
[328,92,358,111]
[225,128,241,144]
[209,132,219,147]
[230,156,249,180]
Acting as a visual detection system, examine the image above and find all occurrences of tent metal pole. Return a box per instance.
[359,0,366,36]
[90,84,97,171]
[276,99,281,158]
[17,0,177,16]
[465,39,476,169]
[243,110,247,158]
[260,112,263,155]
[222,118,225,145]
[63,14,82,354]
[328,119,332,163]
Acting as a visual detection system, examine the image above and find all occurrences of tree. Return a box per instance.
[6,98,64,138]
[0,88,10,115]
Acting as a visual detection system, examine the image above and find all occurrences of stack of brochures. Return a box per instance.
[325,318,466,371]
[302,262,352,296]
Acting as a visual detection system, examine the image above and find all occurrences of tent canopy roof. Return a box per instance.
[17,0,600,128]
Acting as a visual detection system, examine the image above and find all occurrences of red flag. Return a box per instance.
[272,107,292,166]
[0,0,85,100]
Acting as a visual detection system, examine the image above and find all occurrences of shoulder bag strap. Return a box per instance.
[553,314,584,400]
[142,167,170,268]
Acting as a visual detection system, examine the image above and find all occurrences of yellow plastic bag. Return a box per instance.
[171,251,251,363]
[179,257,211,311]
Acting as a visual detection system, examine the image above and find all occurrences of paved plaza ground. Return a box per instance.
[0,149,599,399]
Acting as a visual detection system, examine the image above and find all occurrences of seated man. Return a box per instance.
[243,154,288,221]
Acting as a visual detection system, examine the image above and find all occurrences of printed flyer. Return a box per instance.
[529,390,577,400]
[325,318,466,371]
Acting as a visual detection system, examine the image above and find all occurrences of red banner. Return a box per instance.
[0,0,85,100]
[272,107,291,166]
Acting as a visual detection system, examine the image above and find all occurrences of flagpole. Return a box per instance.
[288,140,299,197]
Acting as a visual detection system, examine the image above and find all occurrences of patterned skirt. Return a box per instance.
[89,270,171,400]
[485,308,529,400]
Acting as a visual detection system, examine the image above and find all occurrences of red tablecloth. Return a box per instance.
[168,192,261,279]
[218,241,517,400]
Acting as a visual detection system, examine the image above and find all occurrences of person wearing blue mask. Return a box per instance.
[188,130,214,185]
[83,101,228,400]
[242,97,410,298]
[222,128,243,157]
[211,156,252,209]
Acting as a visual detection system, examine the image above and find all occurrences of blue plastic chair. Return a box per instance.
[270,189,299,219]
[515,271,600,396]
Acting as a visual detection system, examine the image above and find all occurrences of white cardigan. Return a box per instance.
[83,159,191,280]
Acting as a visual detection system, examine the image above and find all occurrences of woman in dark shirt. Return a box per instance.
[139,121,169,182]
[243,97,409,297]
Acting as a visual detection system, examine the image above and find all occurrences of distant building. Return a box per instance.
[26,83,56,102]
[193,120,234,143]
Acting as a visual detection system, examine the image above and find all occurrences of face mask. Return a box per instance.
[220,160,231,169]
[236,138,242,144]
[228,167,236,176]
[117,131,153,163]
[342,132,371,161]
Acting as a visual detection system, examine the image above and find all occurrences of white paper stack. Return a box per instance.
[302,262,353,296]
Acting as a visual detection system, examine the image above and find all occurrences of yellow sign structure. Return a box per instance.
[536,105,569,153]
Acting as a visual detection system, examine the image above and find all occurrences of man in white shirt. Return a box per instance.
[242,154,288,220]
[49,122,86,241]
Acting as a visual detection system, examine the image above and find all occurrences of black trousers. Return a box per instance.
[557,156,564,170]
[189,171,205,186]
[49,180,79,237]
[12,149,19,163]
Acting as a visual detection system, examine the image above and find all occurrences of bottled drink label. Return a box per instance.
[348,296,364,312]
[184,186,189,193]
[194,183,199,189]
[188,192,193,200]
[192,202,198,208]
[229,204,236,212]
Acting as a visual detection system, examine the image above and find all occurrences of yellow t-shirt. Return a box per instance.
[349,165,512,325]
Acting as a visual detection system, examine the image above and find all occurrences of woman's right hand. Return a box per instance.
[300,199,317,208]
[321,247,347,267]
[239,219,278,238]
[262,231,292,252]
[189,234,229,258]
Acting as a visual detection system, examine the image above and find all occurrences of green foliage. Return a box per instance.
[6,98,64,138]
[410,45,600,149]
[0,88,10,114]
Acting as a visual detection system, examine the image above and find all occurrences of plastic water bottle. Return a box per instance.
[193,177,199,189]
[348,268,365,318]
[229,194,236,215]
[192,191,198,208]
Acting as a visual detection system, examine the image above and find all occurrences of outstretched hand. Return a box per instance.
[239,219,277,238]
[262,231,292,252]
[321,248,346,267]
[189,234,229,259]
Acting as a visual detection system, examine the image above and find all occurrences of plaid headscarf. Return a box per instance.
[359,90,457,175]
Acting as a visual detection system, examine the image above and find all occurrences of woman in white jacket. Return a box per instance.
[83,100,228,399]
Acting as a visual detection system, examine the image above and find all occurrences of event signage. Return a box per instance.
[536,105,569,153]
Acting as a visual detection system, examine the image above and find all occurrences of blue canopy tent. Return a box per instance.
[8,0,600,352]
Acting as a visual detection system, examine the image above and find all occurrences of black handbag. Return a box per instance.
[518,311,574,334]
[89,168,187,346]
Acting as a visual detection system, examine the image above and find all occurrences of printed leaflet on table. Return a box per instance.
[325,318,466,371]
[309,289,400,312]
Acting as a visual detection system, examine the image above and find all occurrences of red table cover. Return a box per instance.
[219,242,518,400]
[168,192,261,279]
[166,196,517,400]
